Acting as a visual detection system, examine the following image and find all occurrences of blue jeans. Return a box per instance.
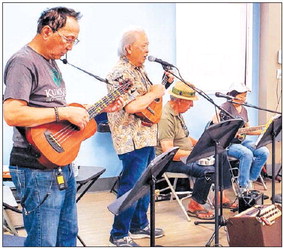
[227,140,269,188]
[9,164,78,247]
[110,147,155,239]
[166,152,232,204]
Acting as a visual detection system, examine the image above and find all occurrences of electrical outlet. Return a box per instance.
[276,69,281,79]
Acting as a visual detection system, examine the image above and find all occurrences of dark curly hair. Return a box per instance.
[37,7,81,33]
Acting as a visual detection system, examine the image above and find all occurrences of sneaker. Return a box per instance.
[247,181,254,190]
[109,235,139,247]
[130,225,164,239]
[239,187,249,195]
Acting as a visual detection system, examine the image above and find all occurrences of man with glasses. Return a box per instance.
[106,27,174,247]
[3,7,120,246]
[57,31,80,45]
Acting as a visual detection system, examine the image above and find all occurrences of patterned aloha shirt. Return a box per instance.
[106,57,158,155]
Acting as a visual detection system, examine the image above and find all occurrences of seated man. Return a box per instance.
[156,81,234,220]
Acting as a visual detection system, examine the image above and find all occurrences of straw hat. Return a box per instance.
[168,81,198,101]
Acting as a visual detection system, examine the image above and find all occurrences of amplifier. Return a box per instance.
[238,190,263,213]
[227,204,282,247]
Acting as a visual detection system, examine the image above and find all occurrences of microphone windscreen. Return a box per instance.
[148,56,155,62]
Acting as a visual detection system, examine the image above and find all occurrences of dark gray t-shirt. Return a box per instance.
[4,45,67,147]
[220,101,249,124]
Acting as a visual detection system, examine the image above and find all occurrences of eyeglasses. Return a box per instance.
[57,31,80,45]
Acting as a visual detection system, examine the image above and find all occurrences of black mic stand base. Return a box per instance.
[195,216,227,247]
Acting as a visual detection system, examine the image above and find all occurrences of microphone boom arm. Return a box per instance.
[168,69,235,120]
[60,59,110,84]
[228,100,281,114]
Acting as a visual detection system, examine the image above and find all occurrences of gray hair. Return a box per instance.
[117,27,146,57]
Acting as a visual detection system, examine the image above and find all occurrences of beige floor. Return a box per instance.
[8,177,282,247]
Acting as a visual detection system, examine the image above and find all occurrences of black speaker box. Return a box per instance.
[238,190,263,213]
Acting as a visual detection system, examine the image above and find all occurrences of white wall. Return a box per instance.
[176,3,252,93]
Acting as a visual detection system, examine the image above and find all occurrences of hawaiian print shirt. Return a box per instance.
[106,57,158,155]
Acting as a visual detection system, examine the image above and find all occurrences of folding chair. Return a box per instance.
[109,171,122,195]
[3,185,22,236]
[75,166,106,246]
[162,172,193,222]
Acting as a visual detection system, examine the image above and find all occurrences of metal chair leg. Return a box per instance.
[258,174,268,190]
[163,174,192,222]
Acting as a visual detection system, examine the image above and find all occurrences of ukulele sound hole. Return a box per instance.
[44,131,64,153]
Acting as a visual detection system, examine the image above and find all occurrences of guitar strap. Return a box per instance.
[137,68,153,90]
[134,68,155,127]
[177,114,189,137]
[15,126,26,138]
[141,70,153,85]
[15,126,40,155]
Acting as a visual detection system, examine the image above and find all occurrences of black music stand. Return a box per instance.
[255,114,282,204]
[182,119,244,247]
[107,147,179,247]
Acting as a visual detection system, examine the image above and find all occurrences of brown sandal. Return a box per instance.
[222,202,238,209]
[187,209,215,220]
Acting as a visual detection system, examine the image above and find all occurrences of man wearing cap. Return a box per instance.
[156,81,233,220]
[212,82,269,192]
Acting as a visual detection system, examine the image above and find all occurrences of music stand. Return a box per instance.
[255,114,282,203]
[107,147,179,247]
[182,119,244,247]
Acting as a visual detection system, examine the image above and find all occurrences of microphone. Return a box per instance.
[62,53,68,64]
[61,58,68,64]
[148,56,175,68]
[215,92,234,100]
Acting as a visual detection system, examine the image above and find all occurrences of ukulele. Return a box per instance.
[25,79,132,168]
[236,125,266,141]
[135,73,171,126]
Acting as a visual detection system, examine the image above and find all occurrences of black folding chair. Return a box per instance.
[75,166,106,246]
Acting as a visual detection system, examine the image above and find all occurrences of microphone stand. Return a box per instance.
[161,65,174,89]
[60,59,111,85]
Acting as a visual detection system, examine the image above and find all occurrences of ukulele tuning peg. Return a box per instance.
[123,79,133,89]
[113,75,124,84]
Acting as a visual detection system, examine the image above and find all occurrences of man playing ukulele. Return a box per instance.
[3,7,121,246]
